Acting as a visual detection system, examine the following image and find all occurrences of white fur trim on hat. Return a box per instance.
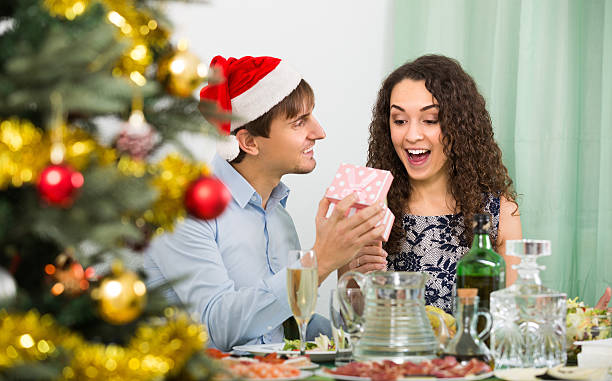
[216,134,240,161]
[230,60,302,132]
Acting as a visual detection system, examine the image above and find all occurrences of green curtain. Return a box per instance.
[393,0,612,306]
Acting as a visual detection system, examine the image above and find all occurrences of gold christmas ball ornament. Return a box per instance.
[94,264,147,325]
[157,42,207,97]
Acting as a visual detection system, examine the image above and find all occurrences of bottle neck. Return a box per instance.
[456,302,478,337]
[471,233,492,250]
[515,268,542,286]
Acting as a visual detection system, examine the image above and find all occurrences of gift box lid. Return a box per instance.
[325,163,393,207]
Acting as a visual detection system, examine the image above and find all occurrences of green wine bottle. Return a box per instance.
[456,214,506,316]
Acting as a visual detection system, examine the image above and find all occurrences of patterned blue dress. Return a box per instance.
[387,195,500,314]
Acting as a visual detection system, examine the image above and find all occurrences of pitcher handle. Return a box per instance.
[473,309,492,341]
[430,310,451,349]
[337,271,366,332]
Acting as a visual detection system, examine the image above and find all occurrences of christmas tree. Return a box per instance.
[0,0,233,379]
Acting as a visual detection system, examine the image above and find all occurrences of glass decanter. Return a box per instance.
[490,240,567,369]
[444,288,494,367]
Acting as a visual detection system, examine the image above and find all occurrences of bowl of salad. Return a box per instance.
[566,297,612,363]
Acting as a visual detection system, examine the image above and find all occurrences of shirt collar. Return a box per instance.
[212,154,290,209]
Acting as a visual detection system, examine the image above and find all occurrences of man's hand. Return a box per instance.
[312,194,386,283]
[595,287,612,312]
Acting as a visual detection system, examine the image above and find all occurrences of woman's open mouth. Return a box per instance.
[406,149,430,166]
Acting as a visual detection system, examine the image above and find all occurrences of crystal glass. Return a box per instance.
[490,240,567,369]
[287,250,318,355]
[330,288,364,366]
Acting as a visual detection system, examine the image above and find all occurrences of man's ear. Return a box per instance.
[235,129,259,156]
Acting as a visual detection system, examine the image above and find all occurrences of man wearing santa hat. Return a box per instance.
[144,56,387,351]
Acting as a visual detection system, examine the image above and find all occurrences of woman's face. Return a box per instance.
[389,79,448,184]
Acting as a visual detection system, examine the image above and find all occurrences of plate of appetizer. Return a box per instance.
[233,334,337,362]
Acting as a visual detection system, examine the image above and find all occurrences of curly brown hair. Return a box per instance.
[367,55,517,254]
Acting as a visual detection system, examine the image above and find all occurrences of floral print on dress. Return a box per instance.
[388,194,500,313]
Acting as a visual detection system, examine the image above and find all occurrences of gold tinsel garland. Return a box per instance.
[0,308,208,381]
[44,0,91,20]
[0,118,100,189]
[0,118,210,231]
[43,0,170,85]
[102,0,169,85]
[145,153,210,233]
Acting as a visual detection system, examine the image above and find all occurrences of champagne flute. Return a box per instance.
[287,249,318,355]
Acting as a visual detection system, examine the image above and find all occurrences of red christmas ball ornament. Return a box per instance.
[38,164,84,206]
[184,176,231,219]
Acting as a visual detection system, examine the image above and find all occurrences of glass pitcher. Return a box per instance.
[337,271,448,363]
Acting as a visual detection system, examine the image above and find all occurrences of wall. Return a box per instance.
[165,0,394,318]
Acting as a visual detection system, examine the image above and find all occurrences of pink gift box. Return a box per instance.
[324,204,395,241]
[325,163,393,207]
[377,206,395,241]
[324,164,395,241]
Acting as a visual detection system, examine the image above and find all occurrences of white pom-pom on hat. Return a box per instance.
[216,134,240,161]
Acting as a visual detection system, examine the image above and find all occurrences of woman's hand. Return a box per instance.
[594,287,612,312]
[337,241,387,277]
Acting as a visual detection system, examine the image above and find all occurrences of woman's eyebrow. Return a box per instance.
[420,104,439,111]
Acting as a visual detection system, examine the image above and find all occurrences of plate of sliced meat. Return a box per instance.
[223,359,313,380]
[316,356,493,381]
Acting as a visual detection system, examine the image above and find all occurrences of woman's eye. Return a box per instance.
[392,119,406,126]
[424,119,439,125]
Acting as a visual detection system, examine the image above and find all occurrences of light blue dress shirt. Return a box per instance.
[144,154,301,351]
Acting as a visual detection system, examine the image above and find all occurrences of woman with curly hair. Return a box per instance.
[340,54,522,313]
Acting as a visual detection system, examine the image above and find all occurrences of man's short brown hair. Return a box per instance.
[230,79,314,163]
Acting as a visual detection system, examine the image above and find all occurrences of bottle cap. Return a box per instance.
[457,288,478,305]
[472,214,491,234]
[457,288,478,298]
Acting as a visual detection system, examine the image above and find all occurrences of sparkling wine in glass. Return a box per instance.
[287,249,318,355]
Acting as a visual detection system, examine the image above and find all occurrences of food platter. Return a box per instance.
[230,370,313,381]
[241,370,312,381]
[315,369,494,381]
[233,343,337,362]
[314,356,493,381]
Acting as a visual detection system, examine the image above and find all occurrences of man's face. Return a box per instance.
[255,104,326,176]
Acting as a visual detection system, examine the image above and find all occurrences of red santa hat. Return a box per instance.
[200,56,302,160]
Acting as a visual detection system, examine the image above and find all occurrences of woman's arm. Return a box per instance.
[496,196,522,285]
